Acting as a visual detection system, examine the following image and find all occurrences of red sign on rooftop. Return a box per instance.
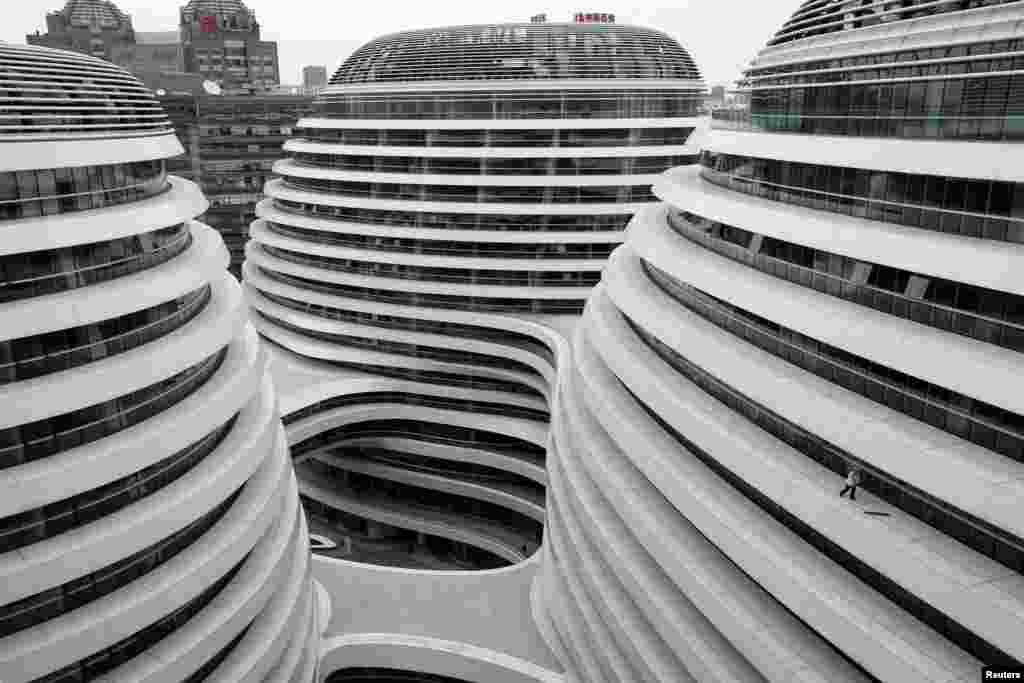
[199,15,217,33]
[574,12,615,23]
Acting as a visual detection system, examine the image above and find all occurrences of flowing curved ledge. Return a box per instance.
[0,221,228,342]
[0,133,183,173]
[260,314,569,419]
[652,167,1024,296]
[627,205,1024,416]
[314,553,562,680]
[258,303,572,675]
[0,177,209,255]
[283,139,699,158]
[273,159,667,189]
[247,241,596,301]
[254,199,626,244]
[296,117,704,130]
[703,129,1024,183]
[247,290,557,387]
[263,178,653,216]
[319,634,562,683]
[249,220,607,273]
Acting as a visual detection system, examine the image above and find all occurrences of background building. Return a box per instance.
[708,83,726,107]
[543,0,1024,680]
[131,29,186,77]
[152,90,313,278]
[195,94,314,276]
[0,43,317,682]
[179,0,279,94]
[302,64,328,95]
[26,0,136,64]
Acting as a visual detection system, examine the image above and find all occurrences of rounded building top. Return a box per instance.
[767,0,1021,46]
[180,0,254,19]
[330,23,702,85]
[0,43,173,138]
[58,0,130,28]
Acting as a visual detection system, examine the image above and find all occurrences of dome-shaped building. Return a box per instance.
[0,43,316,682]
[243,22,705,571]
[542,1,1024,680]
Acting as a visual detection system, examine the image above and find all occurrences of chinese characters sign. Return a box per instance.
[574,12,615,23]
[200,15,217,33]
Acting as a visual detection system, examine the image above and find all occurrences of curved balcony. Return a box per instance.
[0,285,211,384]
[280,176,659,204]
[297,459,538,565]
[283,392,548,428]
[256,310,545,379]
[568,285,987,680]
[254,289,555,366]
[261,220,617,259]
[291,125,696,148]
[290,421,546,485]
[23,555,249,683]
[667,210,1024,353]
[261,244,601,288]
[631,206,1024,436]
[358,446,543,485]
[606,242,1024,551]
[315,90,703,121]
[0,223,190,303]
[288,153,694,177]
[319,450,544,521]
[0,348,226,469]
[0,416,234,554]
[266,197,630,233]
[0,488,240,638]
[253,267,586,315]
[1,176,208,256]
[699,155,1024,244]
[0,161,168,220]
[711,109,1024,142]
[654,167,1024,296]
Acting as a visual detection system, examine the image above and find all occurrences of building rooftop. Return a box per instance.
[768,0,1022,45]
[55,0,130,28]
[330,22,703,84]
[180,0,254,18]
[0,43,172,138]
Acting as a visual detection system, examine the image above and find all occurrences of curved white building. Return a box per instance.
[244,22,705,571]
[0,43,316,682]
[542,2,1024,681]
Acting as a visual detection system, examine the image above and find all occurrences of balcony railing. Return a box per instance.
[711,110,1024,141]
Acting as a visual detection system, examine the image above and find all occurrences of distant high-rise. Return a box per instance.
[179,0,279,94]
[709,83,726,106]
[302,64,328,94]
[0,43,317,682]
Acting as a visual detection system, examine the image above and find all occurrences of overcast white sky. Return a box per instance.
[5,0,799,87]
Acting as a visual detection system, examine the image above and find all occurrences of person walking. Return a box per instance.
[839,467,863,500]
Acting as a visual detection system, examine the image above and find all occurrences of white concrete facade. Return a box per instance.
[0,44,316,682]
[242,20,705,683]
[538,4,1024,682]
